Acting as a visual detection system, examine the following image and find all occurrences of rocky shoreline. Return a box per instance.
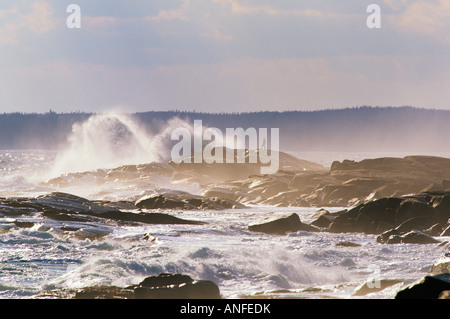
[2,153,450,298]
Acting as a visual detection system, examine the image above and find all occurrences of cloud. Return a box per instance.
[212,0,344,18]
[386,0,450,41]
[146,0,190,21]
[0,0,55,45]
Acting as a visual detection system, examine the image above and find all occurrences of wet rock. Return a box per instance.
[425,223,445,236]
[395,198,436,225]
[133,273,221,299]
[35,192,117,215]
[394,216,437,234]
[377,229,400,244]
[399,230,441,244]
[248,213,319,235]
[100,211,205,225]
[135,193,195,210]
[13,220,35,228]
[311,214,334,228]
[441,225,450,236]
[135,192,246,211]
[395,273,450,299]
[335,241,361,247]
[377,229,441,245]
[75,286,134,299]
[430,193,450,223]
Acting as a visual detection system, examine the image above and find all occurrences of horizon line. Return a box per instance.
[2,105,450,116]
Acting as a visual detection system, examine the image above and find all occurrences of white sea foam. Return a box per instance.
[0,118,448,299]
[49,113,192,178]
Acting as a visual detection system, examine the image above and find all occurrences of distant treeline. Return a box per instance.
[1,106,450,152]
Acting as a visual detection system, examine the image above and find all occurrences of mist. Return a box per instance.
[48,113,195,178]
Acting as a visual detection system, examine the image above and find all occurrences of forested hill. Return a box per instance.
[1,106,450,153]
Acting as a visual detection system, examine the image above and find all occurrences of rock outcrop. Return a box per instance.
[73,273,221,299]
[248,213,319,235]
[135,191,246,210]
[0,192,205,239]
[395,273,450,299]
[134,273,221,299]
[203,155,450,208]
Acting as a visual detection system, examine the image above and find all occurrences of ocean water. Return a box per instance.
[0,114,448,299]
[0,149,448,300]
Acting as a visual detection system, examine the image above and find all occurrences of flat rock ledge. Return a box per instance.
[41,273,221,299]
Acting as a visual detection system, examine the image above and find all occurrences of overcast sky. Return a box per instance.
[0,0,449,113]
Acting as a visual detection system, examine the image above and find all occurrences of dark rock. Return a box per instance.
[311,214,333,228]
[208,197,246,209]
[441,225,450,236]
[425,223,444,236]
[35,192,116,215]
[395,273,450,299]
[394,216,437,234]
[376,221,395,234]
[387,235,402,244]
[395,199,435,225]
[248,213,318,235]
[135,192,246,211]
[328,219,355,233]
[0,204,36,216]
[431,194,450,223]
[99,211,205,225]
[138,273,193,287]
[13,220,35,228]
[380,229,441,244]
[75,286,133,299]
[134,273,221,299]
[336,241,361,247]
[135,194,194,210]
[398,230,441,244]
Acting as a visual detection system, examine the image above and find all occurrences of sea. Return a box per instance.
[0,115,449,299]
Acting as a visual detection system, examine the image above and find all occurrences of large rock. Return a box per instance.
[398,230,441,244]
[75,286,133,299]
[0,192,204,226]
[133,273,221,299]
[395,198,436,225]
[73,273,221,299]
[395,273,450,299]
[135,192,246,210]
[248,213,319,235]
[377,229,441,244]
[327,194,444,236]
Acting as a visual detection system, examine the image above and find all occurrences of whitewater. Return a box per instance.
[0,114,448,299]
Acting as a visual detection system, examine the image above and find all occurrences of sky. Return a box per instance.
[0,0,449,113]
